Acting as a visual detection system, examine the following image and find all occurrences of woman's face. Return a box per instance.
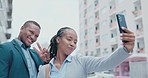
[57,29,77,56]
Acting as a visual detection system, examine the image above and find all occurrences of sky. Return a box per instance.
[11,0,79,52]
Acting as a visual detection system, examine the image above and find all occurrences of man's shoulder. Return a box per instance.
[0,41,14,53]
[0,41,12,47]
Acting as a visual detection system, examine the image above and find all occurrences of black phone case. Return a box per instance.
[116,14,128,43]
[116,14,127,33]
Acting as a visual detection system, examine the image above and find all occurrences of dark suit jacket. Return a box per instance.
[0,39,44,78]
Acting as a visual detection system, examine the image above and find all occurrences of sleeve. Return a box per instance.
[79,47,131,73]
[30,49,45,67]
[0,44,11,78]
[37,65,47,78]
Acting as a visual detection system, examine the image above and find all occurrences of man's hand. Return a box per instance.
[120,27,135,52]
[33,42,50,63]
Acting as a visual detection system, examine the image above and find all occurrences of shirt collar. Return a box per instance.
[14,38,31,49]
[49,55,72,65]
[66,55,72,62]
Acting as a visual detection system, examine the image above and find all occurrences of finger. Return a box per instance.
[43,48,48,52]
[122,42,135,46]
[122,27,133,33]
[45,54,51,62]
[37,42,43,51]
[121,36,135,42]
[33,47,41,54]
[42,48,48,54]
[42,53,49,63]
[120,32,135,40]
[120,33,135,38]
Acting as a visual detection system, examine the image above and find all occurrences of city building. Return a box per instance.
[0,0,13,43]
[79,0,148,78]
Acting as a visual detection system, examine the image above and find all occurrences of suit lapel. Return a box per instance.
[29,49,39,70]
[11,40,28,69]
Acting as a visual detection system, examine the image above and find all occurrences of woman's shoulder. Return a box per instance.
[72,53,94,59]
[38,64,49,70]
[71,53,93,63]
[37,64,49,78]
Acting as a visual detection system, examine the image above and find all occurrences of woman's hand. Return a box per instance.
[120,27,135,52]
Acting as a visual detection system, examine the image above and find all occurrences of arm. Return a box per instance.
[0,44,11,78]
[37,64,49,78]
[83,47,130,73]
[120,27,135,52]
[83,28,135,73]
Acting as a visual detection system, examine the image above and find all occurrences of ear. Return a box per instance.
[56,37,60,43]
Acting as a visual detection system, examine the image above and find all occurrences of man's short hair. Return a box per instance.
[23,20,41,29]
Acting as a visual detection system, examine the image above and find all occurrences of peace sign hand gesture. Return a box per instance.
[33,42,50,63]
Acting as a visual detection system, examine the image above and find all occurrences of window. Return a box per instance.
[0,0,2,8]
[84,9,87,17]
[0,21,2,26]
[111,29,117,38]
[109,0,115,10]
[101,20,108,28]
[136,24,140,30]
[96,35,100,43]
[137,38,145,53]
[134,0,142,11]
[137,41,144,48]
[137,42,140,48]
[88,16,93,24]
[135,19,143,30]
[0,26,3,32]
[90,51,94,56]
[87,5,93,13]
[121,62,129,76]
[85,29,88,36]
[95,48,101,56]
[95,23,99,30]
[85,51,88,56]
[84,19,87,25]
[133,0,142,17]
[95,11,99,19]
[85,40,88,47]
[103,48,109,54]
[94,0,99,7]
[84,0,87,5]
[0,20,3,32]
[111,44,118,52]
[101,34,110,41]
[117,0,125,4]
[100,6,108,16]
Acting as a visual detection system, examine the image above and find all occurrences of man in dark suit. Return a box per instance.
[0,20,50,78]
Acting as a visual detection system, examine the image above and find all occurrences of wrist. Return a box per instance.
[123,47,133,54]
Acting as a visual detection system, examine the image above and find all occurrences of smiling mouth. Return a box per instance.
[27,38,32,44]
[69,48,74,51]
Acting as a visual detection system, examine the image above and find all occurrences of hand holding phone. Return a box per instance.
[116,14,128,43]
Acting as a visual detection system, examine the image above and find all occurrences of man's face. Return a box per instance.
[19,23,40,47]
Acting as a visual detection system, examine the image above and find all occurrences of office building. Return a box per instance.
[79,0,148,78]
[0,0,12,43]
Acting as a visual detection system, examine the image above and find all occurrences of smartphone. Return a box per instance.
[116,14,128,43]
[116,14,128,33]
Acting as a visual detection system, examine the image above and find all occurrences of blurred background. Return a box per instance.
[0,0,148,78]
